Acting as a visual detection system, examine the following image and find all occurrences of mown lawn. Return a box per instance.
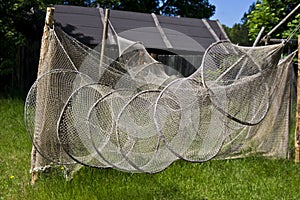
[1,97,300,200]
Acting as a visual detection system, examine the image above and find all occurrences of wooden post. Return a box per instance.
[253,26,265,47]
[31,7,55,185]
[295,34,300,164]
[99,9,110,72]
[38,7,55,75]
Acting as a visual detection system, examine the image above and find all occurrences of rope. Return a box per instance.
[284,22,300,44]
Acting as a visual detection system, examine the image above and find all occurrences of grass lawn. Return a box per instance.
[1,97,300,200]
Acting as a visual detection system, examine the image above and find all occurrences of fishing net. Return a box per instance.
[88,89,139,172]
[25,25,295,176]
[216,52,295,159]
[57,83,112,167]
[199,41,283,125]
[25,69,94,165]
[116,90,178,173]
[154,77,226,162]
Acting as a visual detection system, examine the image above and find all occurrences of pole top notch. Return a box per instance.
[46,7,55,27]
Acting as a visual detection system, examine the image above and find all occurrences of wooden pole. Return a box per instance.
[99,9,110,72]
[38,7,55,75]
[295,34,300,164]
[253,26,265,46]
[31,7,55,185]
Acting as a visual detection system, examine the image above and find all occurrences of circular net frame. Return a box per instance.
[199,41,283,125]
[24,69,94,164]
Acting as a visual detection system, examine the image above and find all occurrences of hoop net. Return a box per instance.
[25,26,294,175]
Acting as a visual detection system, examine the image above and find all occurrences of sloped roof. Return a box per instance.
[53,5,229,54]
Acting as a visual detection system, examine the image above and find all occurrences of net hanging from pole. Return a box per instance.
[25,25,295,175]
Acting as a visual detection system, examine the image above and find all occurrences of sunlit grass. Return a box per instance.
[0,98,31,200]
[1,97,300,200]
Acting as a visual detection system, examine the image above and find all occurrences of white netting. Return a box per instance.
[25,26,294,175]
[25,69,94,165]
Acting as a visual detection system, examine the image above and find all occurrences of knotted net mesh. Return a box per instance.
[25,26,294,175]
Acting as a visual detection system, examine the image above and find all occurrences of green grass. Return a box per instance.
[1,97,300,200]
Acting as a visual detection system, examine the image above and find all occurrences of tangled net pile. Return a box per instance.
[25,26,295,174]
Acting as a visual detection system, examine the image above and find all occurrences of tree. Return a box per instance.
[159,0,215,18]
[0,0,94,91]
[222,3,255,46]
[0,0,34,90]
[223,23,251,46]
[96,0,216,19]
[246,0,300,41]
[106,0,159,13]
[0,0,54,90]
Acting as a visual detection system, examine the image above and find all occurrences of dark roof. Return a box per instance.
[53,5,229,54]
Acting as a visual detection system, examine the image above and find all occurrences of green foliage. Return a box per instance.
[246,0,300,41]
[282,13,300,39]
[99,0,149,13]
[102,0,159,13]
[96,0,215,18]
[221,3,255,46]
[1,98,300,199]
[223,23,251,46]
[159,0,215,18]
[0,0,93,90]
[0,0,43,90]
[223,0,299,46]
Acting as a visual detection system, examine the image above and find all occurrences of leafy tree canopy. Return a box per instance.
[246,0,300,41]
[223,23,251,46]
[0,0,44,77]
[96,0,215,19]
